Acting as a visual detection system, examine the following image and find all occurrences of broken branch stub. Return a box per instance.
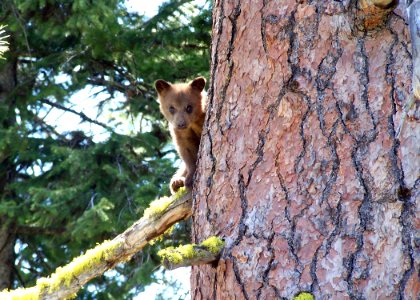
[158,236,225,270]
[357,0,399,30]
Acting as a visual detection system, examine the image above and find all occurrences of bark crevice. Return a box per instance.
[196,0,227,238]
[215,1,241,137]
[397,176,419,298]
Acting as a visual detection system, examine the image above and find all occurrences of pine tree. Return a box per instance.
[192,1,419,299]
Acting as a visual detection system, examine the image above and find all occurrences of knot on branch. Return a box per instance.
[356,0,399,30]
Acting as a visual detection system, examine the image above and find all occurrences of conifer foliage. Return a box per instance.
[0,0,210,298]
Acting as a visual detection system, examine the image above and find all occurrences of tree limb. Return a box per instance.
[160,246,221,270]
[40,98,113,131]
[0,190,192,299]
[158,237,225,270]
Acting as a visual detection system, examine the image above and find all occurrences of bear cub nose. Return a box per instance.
[177,122,187,129]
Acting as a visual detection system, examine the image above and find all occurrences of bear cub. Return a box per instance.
[155,77,207,194]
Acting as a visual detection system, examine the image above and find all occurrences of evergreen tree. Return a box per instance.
[0,0,211,298]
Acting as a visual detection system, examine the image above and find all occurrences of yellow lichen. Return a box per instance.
[172,187,187,200]
[293,292,315,300]
[201,236,225,254]
[0,287,39,300]
[44,239,120,291]
[143,187,187,219]
[143,195,173,219]
[0,239,121,299]
[158,236,225,266]
[176,244,195,259]
[158,244,196,264]
[158,246,182,264]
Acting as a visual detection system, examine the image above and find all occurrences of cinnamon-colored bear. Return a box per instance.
[155,77,206,194]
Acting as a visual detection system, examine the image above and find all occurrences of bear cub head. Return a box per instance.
[155,77,206,130]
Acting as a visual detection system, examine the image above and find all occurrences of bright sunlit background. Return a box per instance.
[126,0,161,16]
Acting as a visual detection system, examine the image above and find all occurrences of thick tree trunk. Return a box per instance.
[192,1,419,299]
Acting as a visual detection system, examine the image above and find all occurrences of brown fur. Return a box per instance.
[155,77,206,194]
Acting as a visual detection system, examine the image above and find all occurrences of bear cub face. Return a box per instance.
[155,77,206,131]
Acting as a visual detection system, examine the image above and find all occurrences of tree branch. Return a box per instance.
[40,98,113,131]
[0,190,192,299]
[158,237,225,270]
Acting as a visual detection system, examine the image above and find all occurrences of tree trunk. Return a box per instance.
[0,60,18,290]
[192,1,419,299]
[0,218,15,290]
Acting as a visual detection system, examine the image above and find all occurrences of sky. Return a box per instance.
[125,0,161,15]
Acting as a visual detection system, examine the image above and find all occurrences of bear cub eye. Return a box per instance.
[169,106,176,114]
[186,105,193,114]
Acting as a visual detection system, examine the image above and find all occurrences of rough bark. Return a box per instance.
[192,1,419,299]
[0,218,15,290]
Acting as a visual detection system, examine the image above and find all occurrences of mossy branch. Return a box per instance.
[0,189,192,300]
[158,236,225,270]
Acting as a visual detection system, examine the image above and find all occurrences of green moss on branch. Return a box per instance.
[158,236,225,269]
[200,236,225,254]
[0,239,121,299]
[143,187,187,219]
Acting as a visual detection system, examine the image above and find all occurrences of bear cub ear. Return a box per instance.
[155,80,172,95]
[190,77,206,92]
